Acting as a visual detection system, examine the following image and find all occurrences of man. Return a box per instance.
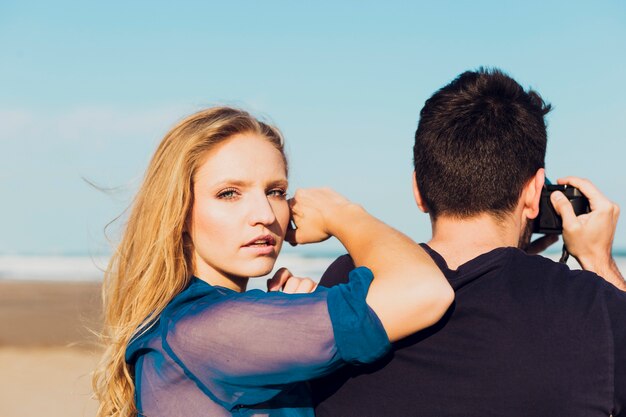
[311,69,626,417]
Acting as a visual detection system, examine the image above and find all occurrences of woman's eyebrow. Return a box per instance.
[213,179,250,187]
[209,178,288,188]
[267,179,289,188]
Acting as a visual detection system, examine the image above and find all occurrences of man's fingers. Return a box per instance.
[551,191,578,228]
[557,177,599,197]
[558,177,618,217]
[526,234,559,255]
[267,267,292,291]
[557,177,606,210]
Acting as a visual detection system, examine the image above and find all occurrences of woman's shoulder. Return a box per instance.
[125,277,223,363]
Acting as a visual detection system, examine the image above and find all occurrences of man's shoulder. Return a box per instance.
[319,254,355,287]
[483,247,614,293]
[486,248,626,316]
[319,247,621,300]
[505,248,604,285]
[423,244,597,290]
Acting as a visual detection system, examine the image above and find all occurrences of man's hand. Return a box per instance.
[525,234,559,255]
[550,176,624,290]
[267,267,318,293]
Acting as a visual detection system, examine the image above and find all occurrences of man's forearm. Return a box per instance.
[587,257,626,291]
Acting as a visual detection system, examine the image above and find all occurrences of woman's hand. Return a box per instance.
[267,267,318,293]
[286,188,355,245]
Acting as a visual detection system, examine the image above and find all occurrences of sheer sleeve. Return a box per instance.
[160,266,390,408]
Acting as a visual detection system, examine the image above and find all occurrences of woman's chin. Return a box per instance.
[248,267,276,278]
[243,258,278,278]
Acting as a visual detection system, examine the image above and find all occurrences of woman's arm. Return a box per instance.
[149,188,452,408]
[287,188,454,342]
[155,270,389,408]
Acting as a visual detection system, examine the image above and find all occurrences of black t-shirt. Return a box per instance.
[312,245,626,417]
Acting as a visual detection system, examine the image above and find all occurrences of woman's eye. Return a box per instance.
[217,189,239,200]
[268,188,287,199]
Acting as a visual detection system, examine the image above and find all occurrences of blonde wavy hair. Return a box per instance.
[92,107,286,417]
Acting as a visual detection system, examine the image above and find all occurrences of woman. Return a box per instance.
[93,107,453,417]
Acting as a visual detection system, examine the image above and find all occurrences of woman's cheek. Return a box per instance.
[193,204,236,242]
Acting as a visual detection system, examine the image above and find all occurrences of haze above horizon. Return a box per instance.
[1,1,625,255]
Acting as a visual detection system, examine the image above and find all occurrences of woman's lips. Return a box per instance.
[242,235,277,255]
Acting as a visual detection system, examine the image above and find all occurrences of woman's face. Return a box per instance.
[189,133,289,291]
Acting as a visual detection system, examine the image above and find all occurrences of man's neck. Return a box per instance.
[427,212,523,270]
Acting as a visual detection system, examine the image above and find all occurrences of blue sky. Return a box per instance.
[1,1,625,255]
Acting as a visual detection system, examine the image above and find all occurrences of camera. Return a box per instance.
[532,184,590,234]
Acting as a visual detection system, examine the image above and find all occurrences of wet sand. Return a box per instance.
[0,280,103,417]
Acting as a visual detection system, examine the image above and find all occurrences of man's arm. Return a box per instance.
[550,176,625,291]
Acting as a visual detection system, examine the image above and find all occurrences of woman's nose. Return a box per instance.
[248,193,277,226]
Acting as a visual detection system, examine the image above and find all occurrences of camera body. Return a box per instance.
[532,185,590,234]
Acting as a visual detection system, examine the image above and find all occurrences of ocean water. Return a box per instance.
[0,252,342,288]
[1,252,625,291]
[0,255,111,282]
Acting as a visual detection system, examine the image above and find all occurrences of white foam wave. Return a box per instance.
[0,255,109,282]
[0,253,340,285]
[1,253,624,288]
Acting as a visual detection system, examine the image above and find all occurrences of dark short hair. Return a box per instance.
[413,68,551,219]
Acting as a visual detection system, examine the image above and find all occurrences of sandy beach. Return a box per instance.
[1,256,624,417]
[0,280,102,417]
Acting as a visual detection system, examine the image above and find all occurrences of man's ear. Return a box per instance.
[412,172,429,213]
[522,168,545,220]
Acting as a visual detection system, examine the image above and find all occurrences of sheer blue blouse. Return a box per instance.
[125,266,390,417]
